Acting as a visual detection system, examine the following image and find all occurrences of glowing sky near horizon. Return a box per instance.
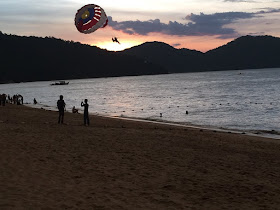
[0,0,279,51]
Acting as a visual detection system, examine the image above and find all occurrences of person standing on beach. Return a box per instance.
[57,95,66,124]
[81,99,89,126]
[0,94,3,106]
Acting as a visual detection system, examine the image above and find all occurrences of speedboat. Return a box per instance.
[50,81,69,86]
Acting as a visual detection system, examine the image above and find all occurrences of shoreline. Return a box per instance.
[1,104,280,208]
[1,67,280,85]
[108,115,280,140]
[27,103,280,140]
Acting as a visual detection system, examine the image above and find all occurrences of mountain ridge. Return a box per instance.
[0,32,167,83]
[121,35,280,72]
[0,31,279,83]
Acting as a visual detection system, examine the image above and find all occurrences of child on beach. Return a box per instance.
[57,95,66,124]
[81,99,89,126]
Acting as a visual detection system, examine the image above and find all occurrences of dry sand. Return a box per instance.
[1,104,280,209]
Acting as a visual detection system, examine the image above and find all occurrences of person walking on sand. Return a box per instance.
[81,99,89,126]
[57,95,66,124]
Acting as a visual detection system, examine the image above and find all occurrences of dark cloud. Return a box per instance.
[172,43,181,47]
[256,8,280,14]
[184,12,255,38]
[108,8,280,39]
[108,17,165,35]
[248,32,265,35]
[107,12,251,38]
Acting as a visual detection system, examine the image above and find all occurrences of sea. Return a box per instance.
[1,68,280,138]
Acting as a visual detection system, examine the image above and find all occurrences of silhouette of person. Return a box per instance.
[57,95,66,124]
[72,106,78,113]
[112,37,120,44]
[18,94,23,104]
[33,98,37,104]
[0,94,5,106]
[81,99,89,126]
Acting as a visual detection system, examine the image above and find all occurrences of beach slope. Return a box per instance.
[1,104,280,209]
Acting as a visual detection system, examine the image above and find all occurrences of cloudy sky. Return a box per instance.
[0,0,279,51]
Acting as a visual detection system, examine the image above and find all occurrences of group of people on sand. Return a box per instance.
[57,95,90,126]
[0,94,24,106]
[1,93,89,126]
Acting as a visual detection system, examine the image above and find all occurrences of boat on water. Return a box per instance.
[50,81,69,86]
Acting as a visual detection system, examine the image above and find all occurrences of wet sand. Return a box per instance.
[1,104,280,209]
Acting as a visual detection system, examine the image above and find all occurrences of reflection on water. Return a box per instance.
[1,68,280,133]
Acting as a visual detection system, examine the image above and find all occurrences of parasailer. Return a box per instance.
[75,4,108,34]
[112,37,120,44]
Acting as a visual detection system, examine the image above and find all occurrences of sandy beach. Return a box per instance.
[1,104,280,209]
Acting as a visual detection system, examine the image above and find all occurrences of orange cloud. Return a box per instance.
[81,27,234,52]
[60,27,247,53]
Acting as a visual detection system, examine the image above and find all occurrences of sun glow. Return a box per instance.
[96,40,140,51]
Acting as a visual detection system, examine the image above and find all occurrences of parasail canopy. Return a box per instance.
[75,4,108,34]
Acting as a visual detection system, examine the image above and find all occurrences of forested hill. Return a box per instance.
[204,35,280,71]
[0,32,280,83]
[0,32,166,83]
[121,35,280,73]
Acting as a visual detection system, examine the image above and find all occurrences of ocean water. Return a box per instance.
[1,68,280,135]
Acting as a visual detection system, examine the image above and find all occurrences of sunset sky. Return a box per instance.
[0,0,279,52]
